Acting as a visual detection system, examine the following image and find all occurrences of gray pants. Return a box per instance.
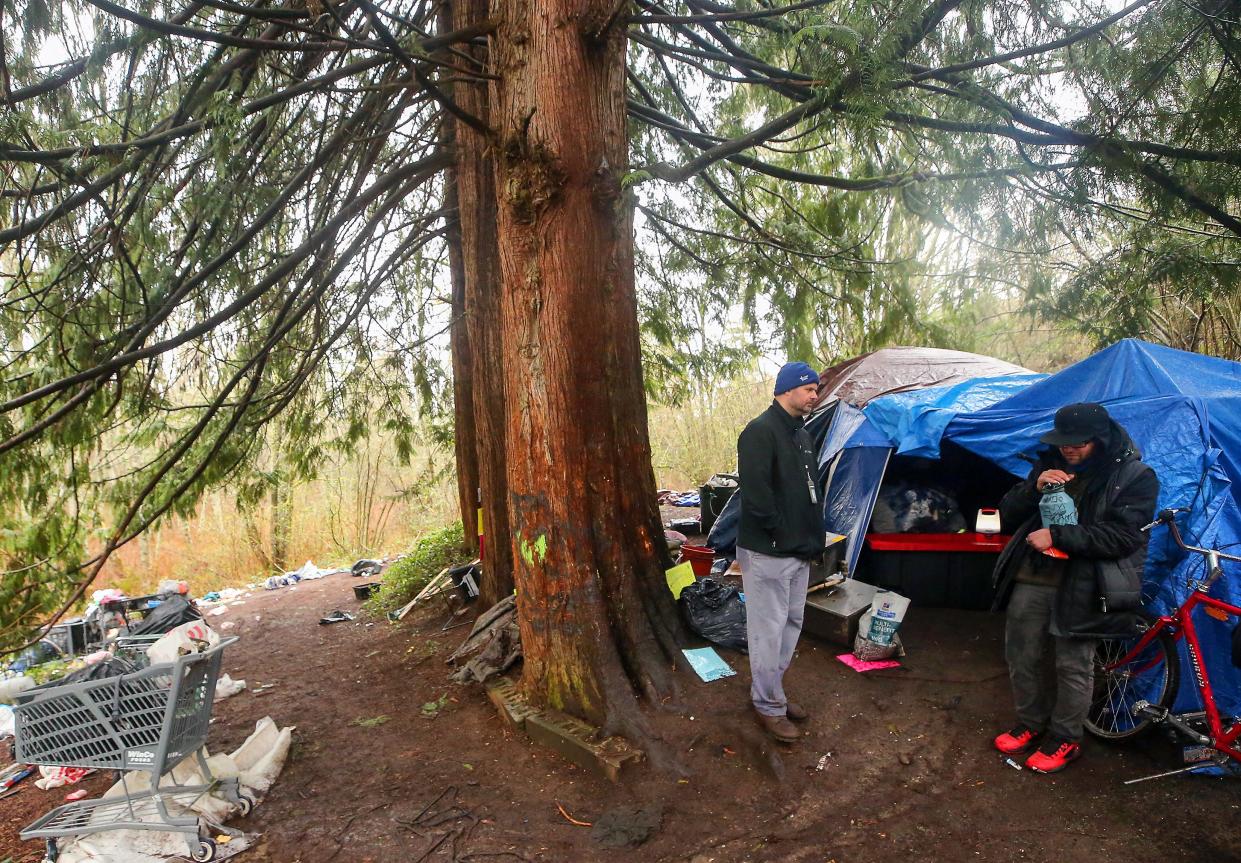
[1005,583,1098,742]
[738,547,810,716]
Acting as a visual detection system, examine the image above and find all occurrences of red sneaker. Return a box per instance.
[993,725,1039,754]
[1025,739,1081,773]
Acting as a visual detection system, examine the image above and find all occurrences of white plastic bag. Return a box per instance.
[147,620,219,665]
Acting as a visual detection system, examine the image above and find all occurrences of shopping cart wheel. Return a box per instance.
[190,837,217,862]
[236,792,255,817]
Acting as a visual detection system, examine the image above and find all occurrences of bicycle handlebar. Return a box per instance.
[1144,507,1241,566]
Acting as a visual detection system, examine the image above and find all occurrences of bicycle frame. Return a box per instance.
[1109,509,1241,763]
[1120,589,1241,761]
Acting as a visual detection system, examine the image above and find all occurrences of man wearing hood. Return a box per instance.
[991,403,1159,773]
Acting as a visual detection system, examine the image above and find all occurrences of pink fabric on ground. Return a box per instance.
[836,653,901,673]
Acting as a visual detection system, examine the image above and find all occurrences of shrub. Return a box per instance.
[366,521,469,615]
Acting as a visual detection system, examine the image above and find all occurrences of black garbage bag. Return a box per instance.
[679,577,747,653]
[125,595,202,638]
[56,655,143,686]
[705,492,742,558]
[352,558,383,577]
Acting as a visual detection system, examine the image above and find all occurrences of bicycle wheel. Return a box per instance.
[1085,619,1179,740]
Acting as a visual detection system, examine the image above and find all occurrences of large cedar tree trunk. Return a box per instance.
[488,0,684,736]
[452,0,515,605]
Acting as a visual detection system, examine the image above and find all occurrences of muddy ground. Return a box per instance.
[4,564,1241,863]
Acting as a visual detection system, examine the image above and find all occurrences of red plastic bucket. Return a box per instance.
[679,544,715,578]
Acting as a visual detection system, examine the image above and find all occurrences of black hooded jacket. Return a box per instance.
[736,401,824,559]
[991,419,1160,637]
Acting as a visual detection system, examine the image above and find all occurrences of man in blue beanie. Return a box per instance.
[736,361,825,743]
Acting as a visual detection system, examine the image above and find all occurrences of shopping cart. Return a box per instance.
[14,636,248,862]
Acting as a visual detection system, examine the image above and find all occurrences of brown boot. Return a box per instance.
[755,711,799,743]
[785,701,808,722]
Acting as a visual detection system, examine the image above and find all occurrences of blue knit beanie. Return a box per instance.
[774,361,819,395]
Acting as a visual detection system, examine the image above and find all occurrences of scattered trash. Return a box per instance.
[220,621,236,630]
[65,788,90,801]
[35,766,95,790]
[664,561,696,599]
[148,620,220,664]
[1,764,35,790]
[664,530,689,554]
[0,676,36,706]
[126,594,204,638]
[836,653,902,673]
[202,592,222,603]
[42,716,288,860]
[448,596,521,684]
[657,489,701,507]
[214,674,247,702]
[681,647,735,682]
[318,610,354,625]
[590,804,663,848]
[351,558,383,578]
[353,582,382,601]
[1004,756,1024,771]
[815,753,833,771]
[209,606,228,617]
[679,577,747,652]
[0,703,14,736]
[265,560,346,591]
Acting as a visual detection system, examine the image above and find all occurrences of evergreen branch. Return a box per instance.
[629,0,836,26]
[909,0,1157,81]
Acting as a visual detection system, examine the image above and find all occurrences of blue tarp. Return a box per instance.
[941,340,1241,717]
[828,339,1241,717]
[820,374,1043,577]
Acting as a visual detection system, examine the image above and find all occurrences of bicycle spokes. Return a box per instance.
[1088,632,1176,739]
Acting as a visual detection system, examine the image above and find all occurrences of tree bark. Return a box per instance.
[450,0,515,605]
[446,121,482,561]
[488,0,684,736]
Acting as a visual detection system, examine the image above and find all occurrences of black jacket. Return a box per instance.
[991,420,1160,637]
[736,401,824,559]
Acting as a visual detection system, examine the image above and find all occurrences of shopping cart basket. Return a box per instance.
[14,636,247,862]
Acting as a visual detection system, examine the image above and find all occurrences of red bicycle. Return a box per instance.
[1085,508,1241,778]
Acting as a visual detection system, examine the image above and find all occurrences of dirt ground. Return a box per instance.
[4,563,1241,863]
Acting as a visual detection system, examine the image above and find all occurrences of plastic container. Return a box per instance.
[353,582,381,600]
[678,544,716,578]
[1039,482,1077,526]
